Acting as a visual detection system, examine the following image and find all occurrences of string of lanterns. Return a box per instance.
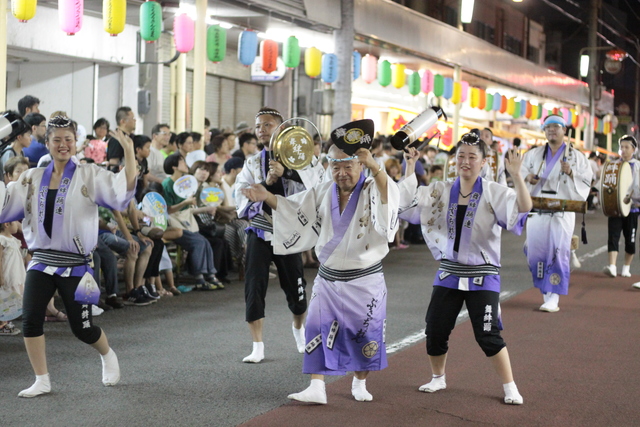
[9,0,613,134]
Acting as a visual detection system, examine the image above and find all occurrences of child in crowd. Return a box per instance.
[0,221,26,336]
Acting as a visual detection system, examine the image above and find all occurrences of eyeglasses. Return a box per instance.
[327,155,357,163]
[157,131,169,135]
[459,133,481,146]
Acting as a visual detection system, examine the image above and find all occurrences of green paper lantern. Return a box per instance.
[514,101,521,118]
[408,71,421,96]
[140,1,162,42]
[378,60,391,87]
[283,36,300,69]
[485,93,493,112]
[433,74,444,97]
[207,25,227,62]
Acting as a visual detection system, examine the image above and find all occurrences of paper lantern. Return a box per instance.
[484,92,494,111]
[174,14,195,53]
[460,81,469,103]
[352,51,361,80]
[443,77,453,99]
[577,114,585,129]
[421,70,433,94]
[469,88,479,108]
[478,89,486,110]
[391,63,406,89]
[500,96,507,114]
[520,100,527,118]
[361,54,377,84]
[304,47,322,78]
[513,101,521,118]
[237,30,257,66]
[12,0,37,22]
[140,1,161,42]
[103,0,126,36]
[536,105,543,120]
[378,60,391,87]
[451,82,462,104]
[408,71,421,96]
[433,74,444,97]
[260,39,278,74]
[206,25,226,62]
[492,93,501,111]
[321,53,338,83]
[283,36,300,69]
[59,0,83,35]
[506,98,515,115]
[525,102,532,119]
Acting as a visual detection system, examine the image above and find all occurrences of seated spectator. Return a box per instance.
[84,118,113,164]
[162,153,223,290]
[22,113,48,167]
[232,133,258,161]
[206,133,232,164]
[186,132,207,167]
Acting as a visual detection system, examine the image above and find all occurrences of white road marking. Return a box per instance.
[577,245,607,262]
[387,289,519,354]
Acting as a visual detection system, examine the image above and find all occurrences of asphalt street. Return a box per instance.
[0,209,615,426]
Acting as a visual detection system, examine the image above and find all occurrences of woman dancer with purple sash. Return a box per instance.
[399,133,531,405]
[0,116,136,397]
[242,119,399,404]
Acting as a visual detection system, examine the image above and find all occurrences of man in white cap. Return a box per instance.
[521,114,592,312]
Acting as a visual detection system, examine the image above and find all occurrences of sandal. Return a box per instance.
[168,287,181,296]
[159,289,173,297]
[0,322,21,336]
[45,310,68,322]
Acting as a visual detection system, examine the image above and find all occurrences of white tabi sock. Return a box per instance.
[419,373,446,393]
[503,381,523,405]
[101,348,120,386]
[242,342,264,363]
[621,265,631,277]
[18,373,51,398]
[287,379,327,404]
[292,323,305,354]
[540,293,560,312]
[351,377,373,402]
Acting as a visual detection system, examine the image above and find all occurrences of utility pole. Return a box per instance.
[332,0,354,129]
[586,0,600,150]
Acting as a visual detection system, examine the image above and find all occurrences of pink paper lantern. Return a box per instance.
[174,14,194,53]
[59,0,84,36]
[361,54,377,84]
[460,81,469,103]
[421,70,433,94]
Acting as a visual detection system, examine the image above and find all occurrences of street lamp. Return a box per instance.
[578,46,628,150]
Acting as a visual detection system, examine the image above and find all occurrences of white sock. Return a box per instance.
[419,373,446,393]
[503,381,523,405]
[287,378,327,404]
[292,323,305,354]
[543,292,551,303]
[622,265,631,275]
[101,348,120,386]
[351,377,373,402]
[243,342,265,363]
[18,373,51,398]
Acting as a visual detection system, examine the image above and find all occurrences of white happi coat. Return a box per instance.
[234,150,324,241]
[520,143,592,294]
[398,174,524,267]
[0,164,134,257]
[271,177,399,267]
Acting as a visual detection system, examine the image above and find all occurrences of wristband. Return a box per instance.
[372,166,383,178]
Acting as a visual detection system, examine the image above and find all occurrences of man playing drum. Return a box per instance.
[521,114,593,312]
[604,135,640,278]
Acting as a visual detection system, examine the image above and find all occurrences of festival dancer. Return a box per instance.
[603,135,640,278]
[242,119,398,403]
[0,116,136,397]
[399,133,531,405]
[521,115,592,312]
[235,107,324,363]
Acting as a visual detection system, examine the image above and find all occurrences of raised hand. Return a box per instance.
[504,148,523,177]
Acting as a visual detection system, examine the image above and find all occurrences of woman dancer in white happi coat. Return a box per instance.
[0,116,137,397]
[399,134,531,405]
